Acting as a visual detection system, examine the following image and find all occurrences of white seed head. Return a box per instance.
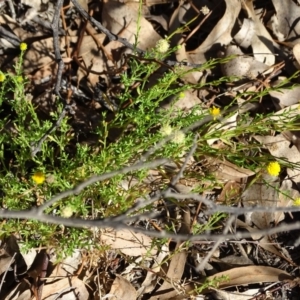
[156,39,170,53]
[172,130,185,144]
[160,124,173,136]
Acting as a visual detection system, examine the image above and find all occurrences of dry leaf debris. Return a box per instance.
[1,0,300,299]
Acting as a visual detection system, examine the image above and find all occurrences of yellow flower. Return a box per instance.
[32,171,45,185]
[20,43,27,51]
[209,106,221,119]
[266,161,281,177]
[293,198,300,206]
[0,73,6,82]
[179,92,185,99]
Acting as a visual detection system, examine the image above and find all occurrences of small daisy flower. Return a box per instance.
[293,198,300,206]
[160,124,173,136]
[209,106,221,119]
[32,171,46,185]
[20,42,27,51]
[155,39,170,54]
[266,161,281,177]
[0,73,6,82]
[172,130,185,144]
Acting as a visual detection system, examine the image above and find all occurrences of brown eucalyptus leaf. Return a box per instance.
[207,265,293,289]
[270,87,300,108]
[137,244,169,296]
[191,0,241,55]
[101,229,157,256]
[242,0,275,66]
[108,275,137,300]
[271,0,300,45]
[149,209,190,300]
[234,18,255,48]
[293,43,300,67]
[101,1,161,50]
[4,281,32,300]
[242,181,280,228]
[23,36,78,74]
[206,157,255,181]
[41,277,89,300]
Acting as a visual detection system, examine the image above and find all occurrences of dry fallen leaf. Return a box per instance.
[207,265,293,289]
[41,277,89,300]
[107,274,137,300]
[242,0,275,66]
[191,0,241,55]
[150,209,190,300]
[206,156,255,181]
[101,0,161,50]
[137,244,169,297]
[271,0,300,46]
[101,229,157,256]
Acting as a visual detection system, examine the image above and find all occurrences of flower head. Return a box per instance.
[200,5,210,15]
[0,73,6,82]
[172,130,185,144]
[16,76,23,83]
[266,161,281,177]
[293,198,300,206]
[32,171,45,185]
[61,206,74,218]
[209,106,221,119]
[155,39,170,54]
[20,43,27,51]
[160,124,173,136]
[179,92,185,99]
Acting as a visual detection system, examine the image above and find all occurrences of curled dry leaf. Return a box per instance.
[221,45,269,79]
[101,229,157,256]
[271,0,300,46]
[149,209,190,300]
[207,265,293,289]
[3,281,32,300]
[205,156,255,182]
[269,85,300,108]
[41,277,89,300]
[137,244,169,296]
[101,1,161,50]
[108,274,137,300]
[233,18,255,49]
[293,43,300,68]
[242,0,275,66]
[191,0,241,55]
[47,250,82,283]
[242,181,282,228]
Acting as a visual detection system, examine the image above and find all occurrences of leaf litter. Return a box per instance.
[1,0,300,299]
